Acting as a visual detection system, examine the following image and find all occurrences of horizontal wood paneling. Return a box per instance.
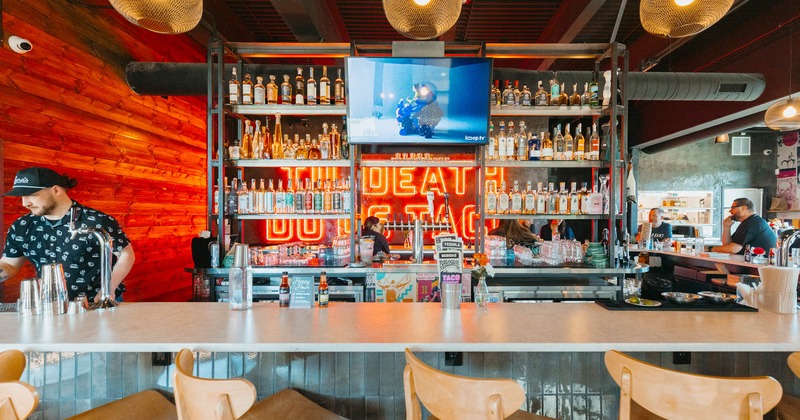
[1,0,208,302]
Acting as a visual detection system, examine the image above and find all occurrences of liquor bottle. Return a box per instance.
[535,81,548,106]
[498,181,510,214]
[307,67,317,105]
[486,121,496,160]
[541,131,554,160]
[524,181,536,214]
[339,118,349,159]
[332,179,342,213]
[261,119,271,159]
[581,82,590,106]
[285,178,295,214]
[320,132,330,160]
[569,182,580,215]
[294,67,305,105]
[237,178,249,214]
[264,179,275,214]
[213,179,221,215]
[279,272,290,307]
[497,121,507,160]
[295,135,309,160]
[242,73,253,105]
[334,68,345,105]
[283,134,296,160]
[589,185,603,214]
[304,179,314,214]
[550,75,561,106]
[254,76,266,105]
[248,179,257,214]
[318,271,329,307]
[485,181,497,214]
[252,120,263,159]
[503,80,515,106]
[266,75,279,104]
[744,244,752,262]
[229,67,239,104]
[558,182,569,215]
[547,182,558,214]
[589,123,600,160]
[313,179,323,213]
[227,178,239,215]
[536,182,547,215]
[558,83,568,106]
[319,66,330,104]
[280,74,292,104]
[490,79,499,106]
[563,123,574,161]
[341,177,352,214]
[275,179,286,214]
[574,123,585,161]
[294,179,305,214]
[323,180,333,213]
[510,180,522,214]
[505,121,516,159]
[241,120,253,159]
[589,71,600,107]
[513,80,521,106]
[580,182,591,215]
[330,123,341,160]
[516,121,528,161]
[569,83,581,107]
[520,84,532,106]
[554,125,565,161]
[221,176,230,215]
[308,137,321,160]
[528,130,540,161]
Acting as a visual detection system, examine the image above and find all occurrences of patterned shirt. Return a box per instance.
[3,201,131,299]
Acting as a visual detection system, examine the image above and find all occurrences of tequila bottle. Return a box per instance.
[589,71,600,107]
[498,181,510,214]
[248,179,257,214]
[527,131,540,161]
[242,73,253,105]
[294,179,305,214]
[266,75,278,104]
[536,182,547,215]
[516,121,528,161]
[541,131,554,161]
[535,81,548,106]
[513,80,521,106]
[334,68,345,105]
[319,66,330,104]
[319,132,330,160]
[275,179,285,214]
[254,76,266,105]
[497,121,507,160]
[558,182,569,215]
[255,179,266,214]
[227,178,238,215]
[285,178,295,214]
[569,83,581,106]
[550,76,561,106]
[505,121,516,159]
[295,135,308,160]
[547,182,558,214]
[237,179,249,214]
[574,123,585,161]
[520,84,532,106]
[589,123,600,160]
[341,177,352,214]
[308,137,321,160]
[524,181,536,214]
[264,179,275,214]
[554,125,565,161]
[510,180,522,214]
[239,120,252,159]
[252,120,262,159]
[313,180,324,213]
[494,80,502,106]
[485,181,497,214]
[490,79,500,106]
[332,179,342,213]
[304,178,313,214]
[558,83,568,106]
[581,82,590,106]
[563,123,574,161]
[486,121,496,160]
[280,74,292,104]
[282,134,296,160]
[307,67,317,105]
[580,182,591,215]
[503,80,515,106]
[569,182,580,215]
[329,123,340,160]
[340,117,349,159]
[261,120,271,159]
[229,67,239,104]
[294,67,305,105]
[323,180,333,213]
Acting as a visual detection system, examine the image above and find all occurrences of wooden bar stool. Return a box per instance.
[0,350,38,420]
[773,352,800,420]
[403,348,556,420]
[173,349,345,420]
[604,350,783,420]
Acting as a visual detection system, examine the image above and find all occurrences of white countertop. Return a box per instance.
[632,248,763,269]
[2,302,799,353]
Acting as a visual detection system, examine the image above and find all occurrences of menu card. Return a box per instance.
[289,275,314,308]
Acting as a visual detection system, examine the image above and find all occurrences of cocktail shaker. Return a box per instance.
[40,263,68,316]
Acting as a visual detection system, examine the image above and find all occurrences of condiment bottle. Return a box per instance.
[318,271,329,308]
[279,271,290,307]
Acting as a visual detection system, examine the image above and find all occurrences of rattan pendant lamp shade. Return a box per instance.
[640,0,734,38]
[109,0,203,34]
[765,98,800,132]
[383,0,462,40]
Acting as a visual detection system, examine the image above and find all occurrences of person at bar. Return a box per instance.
[712,197,777,255]
[489,219,539,248]
[635,207,672,245]
[539,219,575,241]
[361,216,391,255]
[0,167,135,301]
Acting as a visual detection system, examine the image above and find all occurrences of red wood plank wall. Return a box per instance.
[1,0,207,302]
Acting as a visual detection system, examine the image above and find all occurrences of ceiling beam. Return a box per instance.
[201,0,256,43]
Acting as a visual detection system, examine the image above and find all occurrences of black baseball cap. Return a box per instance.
[4,167,66,196]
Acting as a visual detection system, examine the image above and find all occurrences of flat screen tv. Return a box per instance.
[345,57,492,145]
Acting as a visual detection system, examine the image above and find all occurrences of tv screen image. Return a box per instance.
[345,57,492,145]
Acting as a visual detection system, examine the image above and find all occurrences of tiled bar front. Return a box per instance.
[21,350,800,420]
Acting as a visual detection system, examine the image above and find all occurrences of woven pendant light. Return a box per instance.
[109,0,203,34]
[765,98,800,131]
[383,0,462,40]
[640,0,734,38]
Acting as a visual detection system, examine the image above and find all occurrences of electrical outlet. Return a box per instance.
[673,352,691,365]
[152,352,172,366]
[445,352,463,366]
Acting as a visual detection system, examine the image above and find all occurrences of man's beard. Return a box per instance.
[28,201,57,217]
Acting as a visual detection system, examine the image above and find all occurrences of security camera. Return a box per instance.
[8,36,32,54]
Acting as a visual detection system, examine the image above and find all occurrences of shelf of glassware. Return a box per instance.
[227,104,346,116]
[484,160,606,168]
[212,159,351,168]
[485,213,616,220]
[359,159,477,168]
[213,213,350,220]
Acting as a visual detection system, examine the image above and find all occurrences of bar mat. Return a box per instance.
[596,300,758,312]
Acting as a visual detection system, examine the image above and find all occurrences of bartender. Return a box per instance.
[0,167,135,301]
[361,216,391,255]
[712,197,777,255]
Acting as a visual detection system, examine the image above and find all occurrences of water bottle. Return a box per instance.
[210,242,220,268]
[229,244,252,310]
[694,237,704,256]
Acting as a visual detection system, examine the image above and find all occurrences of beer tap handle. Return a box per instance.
[443,192,450,221]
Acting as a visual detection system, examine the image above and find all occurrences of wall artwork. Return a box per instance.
[777,131,798,209]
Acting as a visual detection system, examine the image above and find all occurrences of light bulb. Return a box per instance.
[783,104,798,118]
[674,0,695,6]
[414,0,431,5]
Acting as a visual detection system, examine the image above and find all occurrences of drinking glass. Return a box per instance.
[792,248,800,268]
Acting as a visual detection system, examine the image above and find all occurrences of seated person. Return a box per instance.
[361,216,391,255]
[636,207,672,245]
[539,219,575,241]
[712,198,778,255]
[488,220,539,248]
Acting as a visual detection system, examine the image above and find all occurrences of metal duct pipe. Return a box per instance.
[126,62,765,102]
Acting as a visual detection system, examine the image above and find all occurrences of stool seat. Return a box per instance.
[0,350,38,420]
[430,410,554,420]
[239,389,344,420]
[67,389,177,420]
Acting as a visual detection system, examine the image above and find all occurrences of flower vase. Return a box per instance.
[474,276,489,308]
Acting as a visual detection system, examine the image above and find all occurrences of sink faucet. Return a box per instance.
[68,208,118,309]
[777,229,800,267]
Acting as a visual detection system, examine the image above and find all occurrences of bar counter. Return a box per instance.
[2,301,799,353]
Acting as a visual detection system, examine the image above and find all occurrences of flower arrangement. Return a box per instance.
[751,247,765,256]
[471,252,495,279]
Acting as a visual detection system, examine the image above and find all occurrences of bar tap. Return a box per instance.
[68,209,118,310]
[777,229,800,267]
[413,217,424,262]
[442,192,450,221]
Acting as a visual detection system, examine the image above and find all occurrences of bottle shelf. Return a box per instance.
[485,160,605,168]
[490,105,605,117]
[216,213,351,220]
[227,104,346,116]
[485,213,613,220]
[359,159,477,168]
[216,159,351,168]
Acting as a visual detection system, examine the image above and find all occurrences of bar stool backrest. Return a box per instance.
[604,350,782,420]
[173,349,257,420]
[0,350,38,420]
[403,348,525,420]
[788,352,800,378]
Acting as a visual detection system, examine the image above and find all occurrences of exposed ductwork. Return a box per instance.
[627,72,764,102]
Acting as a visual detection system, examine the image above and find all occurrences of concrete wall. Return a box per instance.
[634,132,778,237]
